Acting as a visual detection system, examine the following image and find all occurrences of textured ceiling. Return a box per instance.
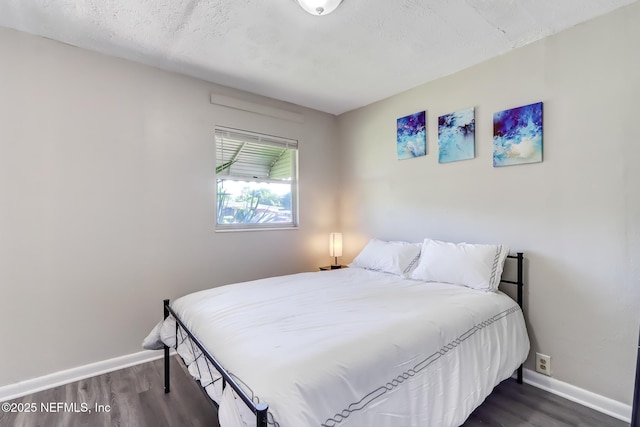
[0,0,636,115]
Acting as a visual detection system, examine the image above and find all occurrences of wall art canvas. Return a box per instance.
[438,107,475,163]
[397,111,426,160]
[493,102,543,167]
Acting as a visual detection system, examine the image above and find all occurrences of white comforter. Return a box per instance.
[156,268,529,427]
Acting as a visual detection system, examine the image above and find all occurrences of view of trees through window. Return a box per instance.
[216,180,292,225]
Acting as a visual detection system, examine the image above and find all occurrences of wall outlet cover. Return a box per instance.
[535,352,551,376]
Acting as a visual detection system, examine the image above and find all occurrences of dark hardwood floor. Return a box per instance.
[0,356,629,427]
[0,357,218,427]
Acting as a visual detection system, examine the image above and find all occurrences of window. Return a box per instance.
[215,127,298,230]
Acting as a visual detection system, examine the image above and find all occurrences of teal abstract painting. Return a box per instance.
[493,102,543,167]
[397,111,426,160]
[438,107,475,163]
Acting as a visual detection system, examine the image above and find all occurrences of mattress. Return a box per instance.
[158,267,530,427]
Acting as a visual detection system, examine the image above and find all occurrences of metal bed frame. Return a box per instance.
[162,252,525,427]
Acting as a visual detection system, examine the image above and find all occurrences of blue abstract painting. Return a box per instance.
[438,107,475,163]
[397,111,426,160]
[493,102,543,167]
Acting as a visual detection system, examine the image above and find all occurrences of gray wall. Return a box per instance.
[336,3,640,404]
[0,27,339,387]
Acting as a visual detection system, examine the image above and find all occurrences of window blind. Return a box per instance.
[215,127,297,180]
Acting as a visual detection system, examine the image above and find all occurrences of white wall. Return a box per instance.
[0,27,339,387]
[337,3,640,404]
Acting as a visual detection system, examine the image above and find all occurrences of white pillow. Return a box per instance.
[410,238,509,292]
[349,239,421,277]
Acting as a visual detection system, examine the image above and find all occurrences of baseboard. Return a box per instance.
[520,368,632,423]
[0,349,174,403]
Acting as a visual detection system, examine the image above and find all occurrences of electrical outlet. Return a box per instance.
[535,352,551,376]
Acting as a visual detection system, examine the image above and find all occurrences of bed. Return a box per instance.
[145,239,530,427]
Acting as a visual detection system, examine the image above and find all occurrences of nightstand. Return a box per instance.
[319,265,348,271]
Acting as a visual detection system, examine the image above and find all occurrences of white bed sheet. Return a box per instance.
[161,268,530,427]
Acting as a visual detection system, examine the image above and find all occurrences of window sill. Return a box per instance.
[215,226,299,233]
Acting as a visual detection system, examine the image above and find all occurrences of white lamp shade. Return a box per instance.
[296,0,343,15]
[329,233,343,257]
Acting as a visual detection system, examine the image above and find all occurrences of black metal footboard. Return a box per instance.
[500,252,525,384]
[163,299,269,427]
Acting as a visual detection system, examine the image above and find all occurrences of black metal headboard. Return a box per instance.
[500,252,525,383]
[500,252,524,310]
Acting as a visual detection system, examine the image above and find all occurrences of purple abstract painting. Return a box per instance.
[397,111,426,160]
[493,102,543,167]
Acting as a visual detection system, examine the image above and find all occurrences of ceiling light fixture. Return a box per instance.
[296,0,343,16]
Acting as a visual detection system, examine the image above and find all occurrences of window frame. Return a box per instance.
[214,126,299,232]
